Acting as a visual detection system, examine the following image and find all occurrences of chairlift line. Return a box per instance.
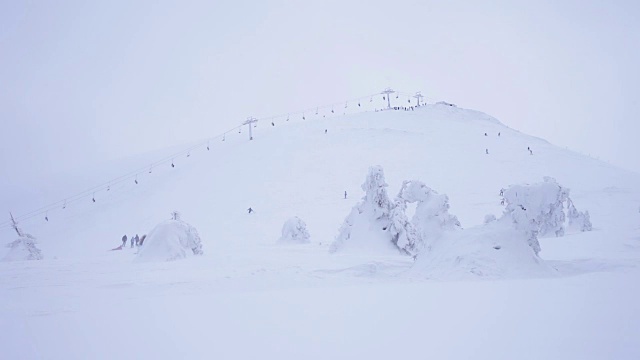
[2,89,427,228]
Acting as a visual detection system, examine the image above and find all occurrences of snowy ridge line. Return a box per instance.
[1,88,428,230]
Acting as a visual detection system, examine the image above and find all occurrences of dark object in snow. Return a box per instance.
[248,207,254,214]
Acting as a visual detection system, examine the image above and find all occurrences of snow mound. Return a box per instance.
[2,235,43,262]
[134,219,203,262]
[411,219,556,280]
[278,217,311,244]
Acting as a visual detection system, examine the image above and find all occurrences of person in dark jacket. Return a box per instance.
[122,235,127,247]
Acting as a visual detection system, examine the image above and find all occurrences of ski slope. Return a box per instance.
[1,104,640,359]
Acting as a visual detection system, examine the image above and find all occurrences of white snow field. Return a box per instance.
[2,104,640,359]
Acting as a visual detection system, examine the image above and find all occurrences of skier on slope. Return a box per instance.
[248,207,254,214]
[130,235,134,248]
[121,235,127,248]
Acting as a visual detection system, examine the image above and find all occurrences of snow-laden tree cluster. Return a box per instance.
[413,177,593,279]
[2,213,43,262]
[501,177,592,254]
[278,217,311,244]
[135,215,203,262]
[330,166,460,255]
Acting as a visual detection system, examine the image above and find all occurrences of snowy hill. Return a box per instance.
[2,104,640,359]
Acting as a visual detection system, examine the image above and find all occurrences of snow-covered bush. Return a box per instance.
[135,218,203,262]
[392,180,460,255]
[330,166,395,253]
[3,234,43,262]
[278,217,311,244]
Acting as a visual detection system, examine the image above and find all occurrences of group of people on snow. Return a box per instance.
[118,234,145,249]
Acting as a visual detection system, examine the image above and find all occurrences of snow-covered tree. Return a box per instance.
[278,217,311,244]
[3,213,43,262]
[135,215,203,262]
[567,198,592,232]
[331,168,460,256]
[388,197,420,255]
[394,180,461,255]
[501,177,592,254]
[330,166,393,253]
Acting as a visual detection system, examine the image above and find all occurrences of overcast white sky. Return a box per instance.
[1,0,639,184]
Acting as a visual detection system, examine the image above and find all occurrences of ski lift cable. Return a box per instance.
[2,90,416,228]
[0,123,244,227]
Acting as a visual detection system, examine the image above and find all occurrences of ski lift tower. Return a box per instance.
[413,91,425,106]
[380,87,395,109]
[243,117,258,140]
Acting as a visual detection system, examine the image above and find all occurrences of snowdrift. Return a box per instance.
[135,219,203,262]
